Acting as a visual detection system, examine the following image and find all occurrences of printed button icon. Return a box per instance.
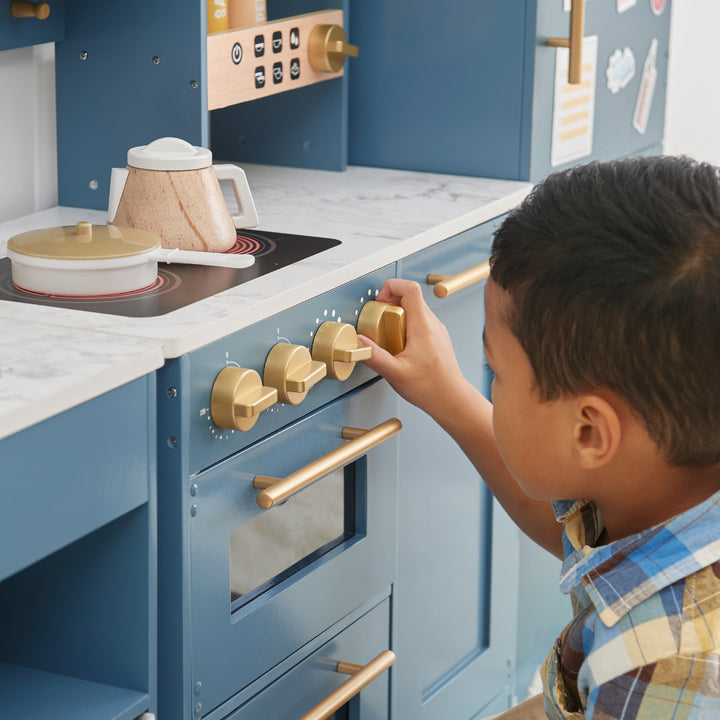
[290,58,300,80]
[290,28,300,49]
[272,31,282,53]
[272,61,283,84]
[254,35,265,57]
[255,66,265,88]
[231,43,242,65]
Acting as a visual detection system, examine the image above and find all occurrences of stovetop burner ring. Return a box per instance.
[1,265,184,301]
[226,233,277,257]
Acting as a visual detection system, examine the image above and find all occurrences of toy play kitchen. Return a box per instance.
[0,2,671,720]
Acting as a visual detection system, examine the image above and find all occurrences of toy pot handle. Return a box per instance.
[214,164,259,229]
[107,167,129,223]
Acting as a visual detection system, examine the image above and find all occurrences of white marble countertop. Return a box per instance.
[0,164,530,439]
[0,317,164,440]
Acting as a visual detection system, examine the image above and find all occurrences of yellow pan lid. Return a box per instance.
[7,222,161,260]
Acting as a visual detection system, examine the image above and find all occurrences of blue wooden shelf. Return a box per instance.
[0,662,149,720]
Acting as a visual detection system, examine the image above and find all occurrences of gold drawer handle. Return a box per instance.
[298,650,396,720]
[426,260,490,298]
[253,418,402,509]
[547,0,586,84]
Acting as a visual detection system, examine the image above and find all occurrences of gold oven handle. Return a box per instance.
[253,418,402,509]
[298,650,396,720]
[426,260,490,298]
[547,0,586,84]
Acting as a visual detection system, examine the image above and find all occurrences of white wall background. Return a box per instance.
[0,2,719,223]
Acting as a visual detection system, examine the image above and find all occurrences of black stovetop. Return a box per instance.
[0,229,340,318]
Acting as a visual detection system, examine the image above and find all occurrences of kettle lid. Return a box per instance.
[127,137,213,171]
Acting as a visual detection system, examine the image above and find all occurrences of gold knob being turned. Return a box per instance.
[356,301,406,356]
[311,322,372,381]
[264,343,327,405]
[210,366,277,431]
[308,24,359,73]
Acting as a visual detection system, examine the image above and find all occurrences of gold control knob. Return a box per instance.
[311,321,372,381]
[308,23,359,73]
[357,301,406,355]
[211,366,278,431]
[264,343,327,405]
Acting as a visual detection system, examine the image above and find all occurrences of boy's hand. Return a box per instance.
[358,279,466,421]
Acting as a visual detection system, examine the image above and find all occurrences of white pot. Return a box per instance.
[7,222,254,296]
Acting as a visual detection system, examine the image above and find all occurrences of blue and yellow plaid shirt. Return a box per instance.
[542,490,720,719]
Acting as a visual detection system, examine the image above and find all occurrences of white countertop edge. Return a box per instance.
[0,346,165,441]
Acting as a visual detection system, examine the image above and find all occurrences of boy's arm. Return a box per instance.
[359,279,563,559]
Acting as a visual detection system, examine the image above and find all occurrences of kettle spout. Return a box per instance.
[107,167,129,223]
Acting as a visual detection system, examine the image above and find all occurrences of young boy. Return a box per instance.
[360,155,720,719]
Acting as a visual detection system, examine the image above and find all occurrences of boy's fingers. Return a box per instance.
[375,278,424,308]
[357,334,398,378]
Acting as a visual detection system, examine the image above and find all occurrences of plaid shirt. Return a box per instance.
[541,490,720,719]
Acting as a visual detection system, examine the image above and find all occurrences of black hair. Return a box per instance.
[490,155,720,467]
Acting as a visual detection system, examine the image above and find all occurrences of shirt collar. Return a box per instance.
[556,489,720,627]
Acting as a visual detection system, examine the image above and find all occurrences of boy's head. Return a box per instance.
[489,155,720,469]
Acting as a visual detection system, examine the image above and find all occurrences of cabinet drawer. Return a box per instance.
[224,599,391,720]
[0,376,155,581]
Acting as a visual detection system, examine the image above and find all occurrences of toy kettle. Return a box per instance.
[107,137,259,252]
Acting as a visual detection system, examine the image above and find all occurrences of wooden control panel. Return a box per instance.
[207,9,347,110]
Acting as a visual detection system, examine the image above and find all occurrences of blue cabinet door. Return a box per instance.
[348,0,530,180]
[393,219,520,718]
[528,0,671,181]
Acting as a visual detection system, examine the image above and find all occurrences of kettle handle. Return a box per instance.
[107,167,129,223]
[215,164,259,229]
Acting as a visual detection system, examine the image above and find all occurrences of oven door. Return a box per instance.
[188,378,398,716]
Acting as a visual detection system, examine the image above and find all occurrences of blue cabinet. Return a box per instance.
[0,377,158,720]
[349,0,671,182]
[393,219,520,718]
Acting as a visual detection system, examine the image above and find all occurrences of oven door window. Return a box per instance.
[230,465,356,609]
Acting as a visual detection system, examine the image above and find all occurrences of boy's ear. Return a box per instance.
[572,395,621,469]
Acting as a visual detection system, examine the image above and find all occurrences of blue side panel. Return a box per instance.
[0,0,65,51]
[210,0,349,170]
[54,0,206,210]
[347,0,530,180]
[156,356,195,720]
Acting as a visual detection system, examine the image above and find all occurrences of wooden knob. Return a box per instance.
[11,0,51,19]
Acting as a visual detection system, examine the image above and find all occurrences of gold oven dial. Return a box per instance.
[264,343,327,405]
[311,321,372,381]
[356,301,406,355]
[211,366,278,431]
